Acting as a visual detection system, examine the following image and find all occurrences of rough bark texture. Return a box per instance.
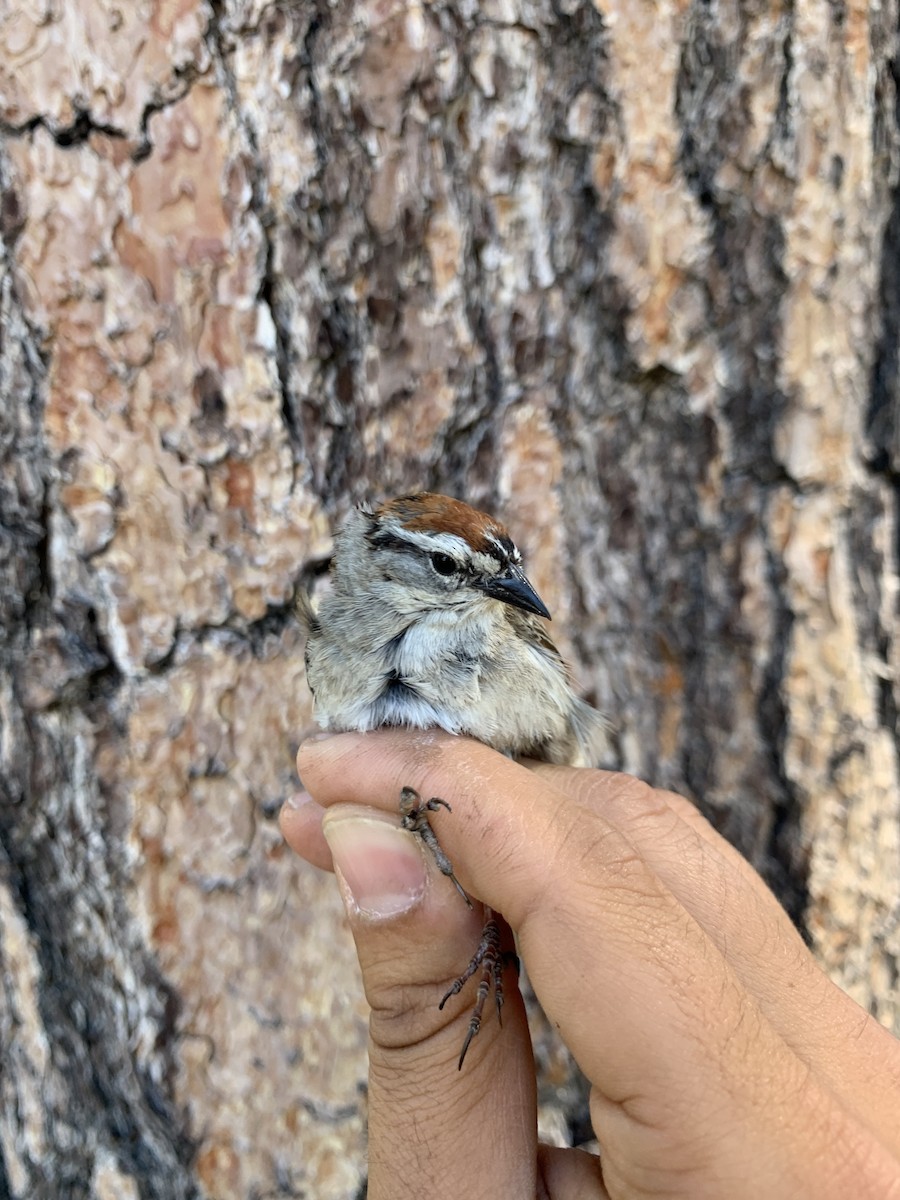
[1,1,899,1196]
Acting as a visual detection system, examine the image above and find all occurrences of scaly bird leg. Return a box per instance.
[398,787,472,908]
[398,788,515,1068]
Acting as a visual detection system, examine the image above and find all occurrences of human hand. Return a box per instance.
[281,730,900,1200]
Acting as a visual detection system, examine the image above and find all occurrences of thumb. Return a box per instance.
[317,803,538,1200]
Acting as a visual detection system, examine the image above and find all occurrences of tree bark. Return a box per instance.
[1,0,898,1196]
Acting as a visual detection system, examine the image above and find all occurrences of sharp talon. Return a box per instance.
[439,978,460,1011]
[457,1023,478,1070]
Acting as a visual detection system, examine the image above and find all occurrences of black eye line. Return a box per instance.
[369,529,419,557]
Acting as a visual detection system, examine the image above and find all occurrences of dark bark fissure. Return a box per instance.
[0,110,128,149]
[439,1,617,508]
[0,73,203,168]
[0,1143,12,1200]
[868,29,900,587]
[869,25,900,450]
[756,540,810,930]
[205,0,310,471]
[435,215,508,504]
[132,75,202,165]
[860,3,900,806]
[673,0,810,913]
[0,164,201,1196]
[282,6,378,509]
[5,834,197,1199]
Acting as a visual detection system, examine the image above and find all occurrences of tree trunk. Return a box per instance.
[1,1,898,1196]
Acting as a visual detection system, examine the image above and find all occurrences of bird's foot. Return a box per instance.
[399,788,516,1068]
[399,786,472,908]
[440,909,514,1069]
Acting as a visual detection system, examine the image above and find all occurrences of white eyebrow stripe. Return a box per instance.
[382,523,474,560]
[483,532,520,562]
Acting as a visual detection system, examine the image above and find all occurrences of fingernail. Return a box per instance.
[322,809,426,920]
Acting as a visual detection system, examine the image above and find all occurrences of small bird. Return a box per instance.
[298,492,607,1065]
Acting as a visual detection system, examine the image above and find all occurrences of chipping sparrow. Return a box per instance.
[298,492,608,1064]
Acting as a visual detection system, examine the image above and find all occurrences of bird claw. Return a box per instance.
[398,787,513,1068]
[398,787,472,908]
[439,912,505,1069]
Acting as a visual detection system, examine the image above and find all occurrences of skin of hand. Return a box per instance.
[280,730,900,1200]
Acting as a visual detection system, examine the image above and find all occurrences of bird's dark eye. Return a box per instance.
[430,552,457,576]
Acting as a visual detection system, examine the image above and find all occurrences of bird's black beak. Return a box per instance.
[475,568,552,620]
